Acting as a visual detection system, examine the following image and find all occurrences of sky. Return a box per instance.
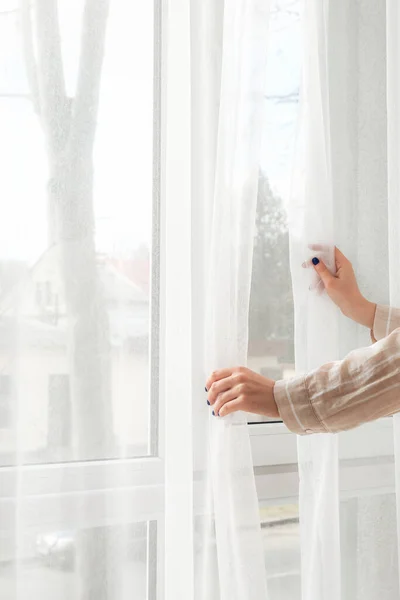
[0,0,154,261]
[263,0,301,201]
[0,0,300,263]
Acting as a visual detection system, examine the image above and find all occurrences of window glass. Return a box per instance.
[0,1,159,464]
[0,521,155,600]
[259,494,400,600]
[261,503,301,599]
[248,0,301,422]
[0,375,12,428]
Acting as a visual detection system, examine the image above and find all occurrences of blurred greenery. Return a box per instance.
[249,171,294,361]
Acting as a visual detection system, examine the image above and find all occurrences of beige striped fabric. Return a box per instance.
[274,304,400,434]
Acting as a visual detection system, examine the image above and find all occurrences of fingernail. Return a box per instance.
[207,400,210,406]
[212,410,217,416]
[312,257,319,265]
[205,386,208,392]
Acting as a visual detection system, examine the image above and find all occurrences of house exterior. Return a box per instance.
[0,245,151,464]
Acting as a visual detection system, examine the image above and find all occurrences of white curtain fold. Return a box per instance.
[164,1,193,598]
[5,0,400,598]
[194,1,270,597]
[387,0,400,588]
[289,1,341,598]
[166,1,270,598]
[168,0,400,597]
[290,0,400,598]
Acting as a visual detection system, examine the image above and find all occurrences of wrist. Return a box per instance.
[351,297,377,329]
[270,381,280,420]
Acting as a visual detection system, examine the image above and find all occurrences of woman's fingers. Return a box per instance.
[309,278,325,294]
[308,243,328,252]
[213,388,239,416]
[302,259,325,269]
[303,245,346,274]
[307,244,346,262]
[205,368,232,394]
[207,374,238,404]
[312,258,337,289]
[334,246,349,269]
[219,398,242,417]
[302,245,329,269]
[334,246,346,260]
[315,279,325,295]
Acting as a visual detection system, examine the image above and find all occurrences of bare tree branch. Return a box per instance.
[0,93,30,98]
[276,0,299,10]
[70,0,111,154]
[0,9,19,16]
[34,0,68,154]
[271,7,300,17]
[20,0,40,115]
[265,89,299,104]
[0,0,35,16]
[270,0,300,21]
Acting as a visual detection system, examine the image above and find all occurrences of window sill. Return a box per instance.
[249,417,394,466]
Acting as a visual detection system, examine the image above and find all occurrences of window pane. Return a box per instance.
[340,494,399,599]
[0,1,159,463]
[260,495,400,599]
[0,375,12,429]
[248,0,301,422]
[0,521,155,600]
[261,503,301,599]
[193,506,301,599]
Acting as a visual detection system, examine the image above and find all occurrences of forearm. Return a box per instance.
[274,324,400,435]
[345,299,400,342]
[348,298,376,329]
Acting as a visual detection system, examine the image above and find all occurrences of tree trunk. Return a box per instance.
[21,2,120,597]
[48,148,118,600]
[49,154,114,458]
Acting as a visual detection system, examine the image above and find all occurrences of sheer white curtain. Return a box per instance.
[165,1,271,598]
[387,0,400,590]
[289,1,341,597]
[1,2,162,600]
[289,0,400,598]
[1,0,271,599]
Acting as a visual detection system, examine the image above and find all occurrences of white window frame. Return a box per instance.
[0,2,167,598]
[0,3,395,599]
[250,418,395,504]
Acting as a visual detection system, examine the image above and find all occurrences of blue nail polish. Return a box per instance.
[212,410,215,416]
[207,400,210,406]
[312,257,319,265]
[205,386,208,392]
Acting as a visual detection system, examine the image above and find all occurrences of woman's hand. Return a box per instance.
[205,366,279,418]
[305,245,376,329]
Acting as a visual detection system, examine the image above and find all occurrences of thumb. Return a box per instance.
[312,257,335,288]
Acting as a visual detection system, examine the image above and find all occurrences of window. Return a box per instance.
[0,375,11,429]
[257,493,400,600]
[1,521,157,599]
[0,3,394,599]
[248,0,300,423]
[0,1,163,597]
[47,374,71,452]
[247,4,396,593]
[0,0,160,465]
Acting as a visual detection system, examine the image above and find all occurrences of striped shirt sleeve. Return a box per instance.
[274,304,400,435]
[371,304,400,342]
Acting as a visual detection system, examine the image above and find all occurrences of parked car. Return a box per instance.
[36,523,148,571]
